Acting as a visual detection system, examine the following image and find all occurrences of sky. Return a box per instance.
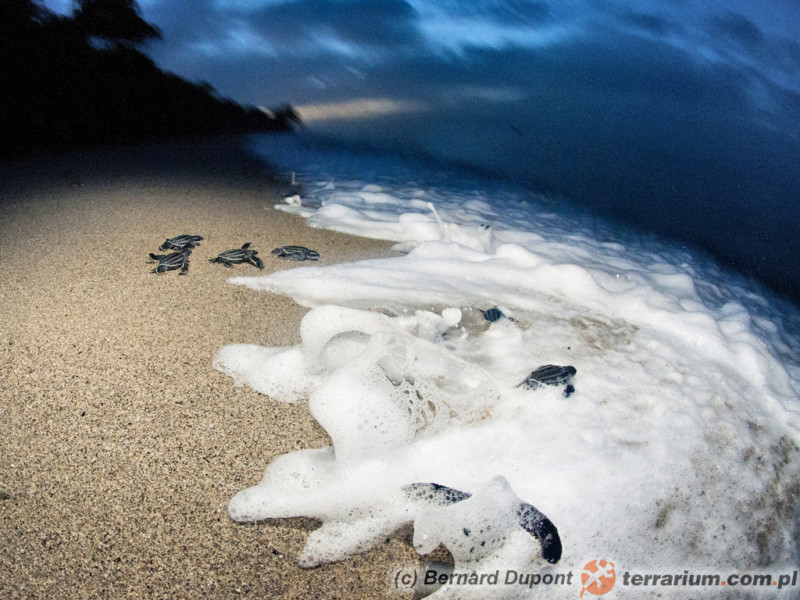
[44,0,800,299]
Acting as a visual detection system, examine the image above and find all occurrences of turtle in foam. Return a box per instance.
[405,477,562,565]
[519,364,577,397]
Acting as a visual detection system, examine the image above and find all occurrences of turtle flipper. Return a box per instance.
[250,256,264,269]
[403,482,472,505]
[515,502,562,564]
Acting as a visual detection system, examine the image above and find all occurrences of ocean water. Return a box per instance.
[214,133,800,597]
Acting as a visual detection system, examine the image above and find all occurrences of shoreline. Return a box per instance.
[0,137,415,599]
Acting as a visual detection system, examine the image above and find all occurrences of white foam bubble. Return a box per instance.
[212,344,310,403]
[217,136,800,586]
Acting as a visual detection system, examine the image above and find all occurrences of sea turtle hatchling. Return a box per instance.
[480,306,506,323]
[209,243,264,269]
[149,248,192,275]
[271,245,320,261]
[159,234,203,251]
[518,364,577,397]
[403,481,562,564]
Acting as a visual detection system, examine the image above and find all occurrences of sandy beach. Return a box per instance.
[0,137,421,599]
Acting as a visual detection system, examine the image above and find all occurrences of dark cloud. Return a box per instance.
[778,38,800,72]
[711,11,765,51]
[237,0,422,52]
[618,12,674,36]
[612,8,681,38]
[144,0,229,53]
[776,87,800,131]
[432,0,553,26]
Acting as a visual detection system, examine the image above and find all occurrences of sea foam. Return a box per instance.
[213,134,800,597]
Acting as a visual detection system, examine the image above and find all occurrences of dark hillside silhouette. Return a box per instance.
[72,0,161,49]
[0,0,298,158]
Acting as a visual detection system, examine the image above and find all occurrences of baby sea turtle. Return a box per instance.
[518,364,577,397]
[149,248,192,275]
[271,245,320,261]
[159,234,203,251]
[481,306,506,323]
[403,481,562,564]
[209,243,264,269]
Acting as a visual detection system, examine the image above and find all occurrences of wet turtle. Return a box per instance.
[481,306,506,323]
[159,234,203,251]
[149,248,192,275]
[271,245,319,261]
[209,243,264,269]
[518,364,577,397]
[403,481,562,564]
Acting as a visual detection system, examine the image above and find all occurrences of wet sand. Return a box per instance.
[0,137,423,599]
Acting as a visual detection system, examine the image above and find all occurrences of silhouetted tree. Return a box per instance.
[270,104,304,129]
[1,0,50,56]
[72,0,161,49]
[1,0,46,29]
[0,0,295,158]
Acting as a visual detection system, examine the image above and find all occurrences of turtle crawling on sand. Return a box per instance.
[149,248,192,275]
[271,245,319,261]
[209,243,264,269]
[159,234,203,251]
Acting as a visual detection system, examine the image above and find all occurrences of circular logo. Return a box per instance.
[580,559,616,597]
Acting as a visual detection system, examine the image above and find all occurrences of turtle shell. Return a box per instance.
[518,365,576,390]
[271,245,320,261]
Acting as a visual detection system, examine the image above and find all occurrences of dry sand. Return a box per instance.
[0,137,426,599]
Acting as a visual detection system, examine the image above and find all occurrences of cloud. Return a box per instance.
[210,0,422,59]
[133,0,799,145]
[617,11,676,37]
[711,11,765,51]
[406,0,568,54]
